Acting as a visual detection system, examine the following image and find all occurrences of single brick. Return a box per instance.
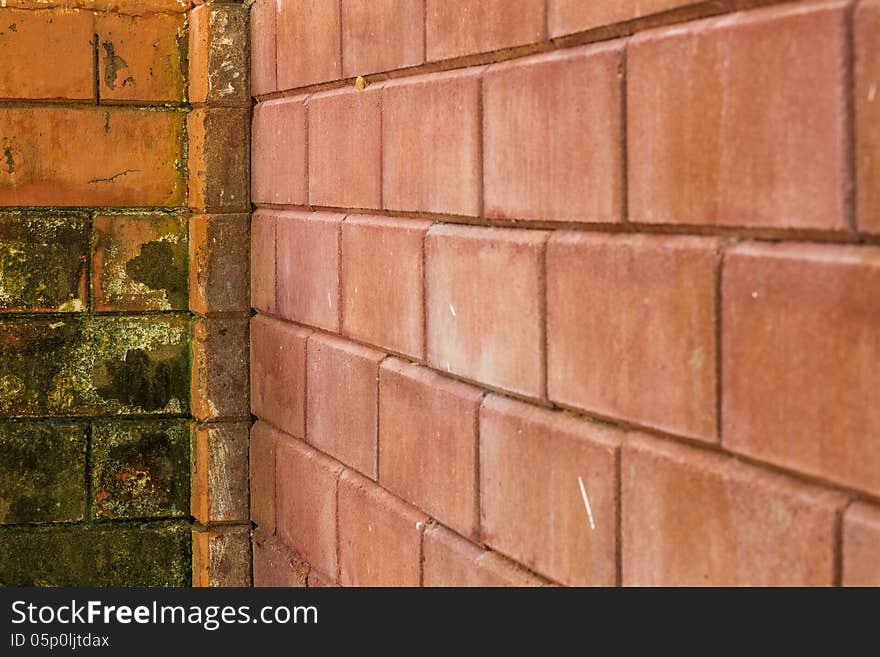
[253,531,309,587]
[341,0,424,77]
[191,318,249,421]
[548,0,701,37]
[547,233,719,441]
[379,358,482,538]
[481,395,621,586]
[338,470,427,586]
[96,12,186,102]
[0,421,86,524]
[383,69,482,216]
[276,0,340,89]
[276,437,343,578]
[423,524,546,587]
[192,525,251,587]
[91,420,190,520]
[856,0,880,233]
[250,316,309,438]
[426,225,547,398]
[0,8,94,100]
[189,214,250,314]
[189,3,249,105]
[191,422,249,524]
[251,97,308,205]
[426,0,544,61]
[308,85,382,209]
[276,211,343,332]
[341,215,430,358]
[188,107,251,213]
[0,214,88,312]
[0,107,185,207]
[306,334,384,478]
[249,421,279,534]
[251,0,278,96]
[92,214,188,312]
[722,243,880,496]
[843,502,880,587]
[483,43,623,223]
[627,3,849,230]
[622,433,847,586]
[250,211,276,313]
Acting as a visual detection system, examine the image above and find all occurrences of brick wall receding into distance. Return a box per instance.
[0,0,251,586]
[249,0,880,587]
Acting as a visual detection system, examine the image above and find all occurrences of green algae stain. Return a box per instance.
[101,41,129,91]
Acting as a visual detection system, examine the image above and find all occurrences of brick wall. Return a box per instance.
[249,0,880,587]
[0,0,250,586]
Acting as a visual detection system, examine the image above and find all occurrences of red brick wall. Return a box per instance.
[249,0,880,586]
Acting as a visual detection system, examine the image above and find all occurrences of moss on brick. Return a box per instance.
[0,421,87,524]
[0,521,191,587]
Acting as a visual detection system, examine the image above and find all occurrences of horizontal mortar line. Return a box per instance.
[0,310,196,319]
[0,207,191,214]
[0,415,194,422]
[0,100,191,112]
[0,5,188,16]
[0,517,194,531]
[191,520,253,531]
[194,416,253,425]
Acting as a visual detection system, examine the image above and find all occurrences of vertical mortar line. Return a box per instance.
[420,226,429,364]
[477,71,485,219]
[843,1,857,234]
[302,333,311,446]
[418,517,426,587]
[378,84,384,210]
[541,0,549,43]
[832,500,850,587]
[84,420,93,523]
[422,0,428,64]
[86,210,95,313]
[338,0,344,79]
[715,246,725,444]
[614,444,622,587]
[93,30,100,105]
[334,470,342,584]
[375,355,391,483]
[336,216,344,332]
[304,94,312,209]
[620,41,629,225]
[474,392,488,546]
[539,235,549,402]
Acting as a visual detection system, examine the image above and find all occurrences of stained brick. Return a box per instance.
[191,318,249,421]
[341,0,424,77]
[843,502,880,587]
[253,531,309,587]
[188,107,250,213]
[189,3,249,105]
[189,214,249,314]
[250,0,278,96]
[250,210,276,313]
[192,525,251,587]
[251,97,308,206]
[191,422,249,524]
[856,0,880,233]
[249,421,279,534]
[276,0,340,89]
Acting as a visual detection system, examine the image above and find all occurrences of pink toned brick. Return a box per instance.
[249,421,278,534]
[308,85,382,210]
[548,0,700,37]
[251,98,307,205]
[250,316,309,438]
[253,533,308,587]
[856,0,880,233]
[338,470,427,586]
[843,502,880,587]
[341,0,424,77]
[423,524,546,587]
[276,437,343,578]
[383,68,482,216]
[307,334,384,478]
[627,3,849,230]
[250,0,277,96]
[426,225,547,399]
[426,0,545,61]
[722,243,880,496]
[547,233,719,441]
[250,210,276,313]
[379,358,483,539]
[341,216,430,358]
[276,0,340,89]
[480,395,621,586]
[622,433,848,586]
[276,211,343,332]
[483,43,624,223]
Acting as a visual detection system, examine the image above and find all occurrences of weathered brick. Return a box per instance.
[306,334,384,478]
[189,214,249,314]
[9,1,190,16]
[547,233,719,441]
[308,85,382,209]
[276,437,342,578]
[0,214,88,312]
[307,569,336,587]
[423,524,547,587]
[91,420,190,520]
[0,421,86,524]
[856,0,880,233]
[426,225,547,398]
[96,12,186,102]
[189,3,249,105]
[843,502,880,587]
[276,0,340,89]
[253,531,309,587]
[341,215,430,358]
[722,243,880,496]
[191,422,249,524]
[192,525,251,587]
[93,214,188,312]
[481,395,621,586]
[191,318,249,420]
[249,421,278,534]
[251,97,308,205]
[0,8,94,100]
[338,470,427,586]
[426,0,544,61]
[383,69,482,216]
[627,3,849,230]
[483,43,624,223]
[341,0,424,77]
[548,0,701,37]
[276,211,343,332]
[250,210,276,313]
[250,0,277,96]
[622,433,847,586]
[379,358,482,538]
[0,107,185,207]
[188,107,251,213]
[250,316,309,438]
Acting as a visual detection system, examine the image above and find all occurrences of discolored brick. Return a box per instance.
[192,525,251,587]
[188,107,251,213]
[191,318,249,420]
[253,531,309,587]
[189,3,249,105]
[191,422,249,524]
[189,214,249,314]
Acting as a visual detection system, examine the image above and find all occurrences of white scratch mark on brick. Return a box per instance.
[578,476,596,531]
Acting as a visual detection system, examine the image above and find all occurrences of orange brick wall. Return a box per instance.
[249,0,880,586]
